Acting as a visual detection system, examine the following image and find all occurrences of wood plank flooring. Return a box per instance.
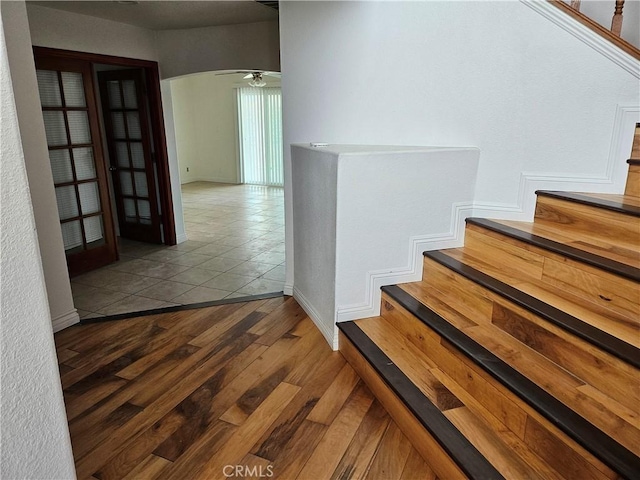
[54,296,435,480]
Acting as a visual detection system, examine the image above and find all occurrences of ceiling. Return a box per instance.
[27,1,278,30]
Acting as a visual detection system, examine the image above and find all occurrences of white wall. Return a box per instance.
[3,1,78,331]
[27,3,158,60]
[280,0,640,296]
[161,80,188,243]
[171,72,280,185]
[171,72,238,184]
[292,145,339,346]
[0,4,76,478]
[292,145,479,348]
[155,21,280,79]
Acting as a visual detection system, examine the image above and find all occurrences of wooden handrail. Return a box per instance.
[548,1,640,60]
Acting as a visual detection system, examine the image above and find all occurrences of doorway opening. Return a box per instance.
[34,47,176,280]
[34,57,286,319]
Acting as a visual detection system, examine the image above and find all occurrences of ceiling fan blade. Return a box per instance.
[243,73,253,79]
[213,70,251,76]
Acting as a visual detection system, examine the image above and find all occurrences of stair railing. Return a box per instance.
[550,0,640,60]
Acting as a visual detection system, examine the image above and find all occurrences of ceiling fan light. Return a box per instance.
[249,72,266,87]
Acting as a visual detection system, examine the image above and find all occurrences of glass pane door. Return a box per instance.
[35,56,117,276]
[98,69,162,244]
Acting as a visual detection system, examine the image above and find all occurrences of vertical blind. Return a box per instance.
[237,87,283,187]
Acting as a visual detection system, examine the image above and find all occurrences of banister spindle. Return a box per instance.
[611,0,624,36]
[570,0,581,11]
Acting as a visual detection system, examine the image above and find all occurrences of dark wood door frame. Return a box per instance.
[34,53,118,276]
[33,46,177,246]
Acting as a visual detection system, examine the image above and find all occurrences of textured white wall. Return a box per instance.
[155,21,280,79]
[171,72,280,185]
[0,8,76,478]
[335,147,479,318]
[27,3,158,60]
[2,1,77,331]
[280,0,640,293]
[291,145,479,348]
[291,145,339,345]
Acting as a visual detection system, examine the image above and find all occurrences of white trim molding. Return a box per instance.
[336,201,474,322]
[335,103,638,324]
[176,232,189,244]
[52,309,80,333]
[293,287,338,350]
[521,0,640,79]
[475,104,640,221]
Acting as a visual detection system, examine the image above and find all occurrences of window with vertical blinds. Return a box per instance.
[237,87,283,187]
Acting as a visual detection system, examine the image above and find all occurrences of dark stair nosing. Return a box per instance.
[466,217,640,282]
[535,190,640,217]
[382,284,640,480]
[627,159,640,166]
[424,251,640,369]
[338,321,504,480]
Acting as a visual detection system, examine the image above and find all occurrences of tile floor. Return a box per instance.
[72,182,285,320]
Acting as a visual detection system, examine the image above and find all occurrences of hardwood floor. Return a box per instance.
[54,296,435,480]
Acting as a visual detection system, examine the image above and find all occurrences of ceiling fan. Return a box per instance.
[213,70,281,87]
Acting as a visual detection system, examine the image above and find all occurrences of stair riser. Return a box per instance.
[354,315,562,479]
[338,332,468,480]
[626,165,639,197]
[464,226,640,326]
[379,293,618,480]
[534,196,639,250]
[631,124,640,160]
[412,258,640,453]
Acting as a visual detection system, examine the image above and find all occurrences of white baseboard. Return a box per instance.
[293,286,338,350]
[181,176,239,186]
[476,104,639,221]
[283,282,294,296]
[335,104,638,323]
[176,232,189,244]
[336,201,473,322]
[52,309,80,333]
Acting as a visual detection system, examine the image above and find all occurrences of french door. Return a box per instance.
[98,69,163,244]
[34,55,117,276]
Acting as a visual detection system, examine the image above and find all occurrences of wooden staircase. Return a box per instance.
[338,127,640,479]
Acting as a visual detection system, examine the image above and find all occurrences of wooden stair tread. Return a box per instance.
[462,223,639,329]
[441,243,640,341]
[466,217,640,279]
[380,285,640,479]
[351,316,570,479]
[337,321,504,480]
[397,282,640,455]
[424,250,640,361]
[490,218,640,269]
[536,191,640,216]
